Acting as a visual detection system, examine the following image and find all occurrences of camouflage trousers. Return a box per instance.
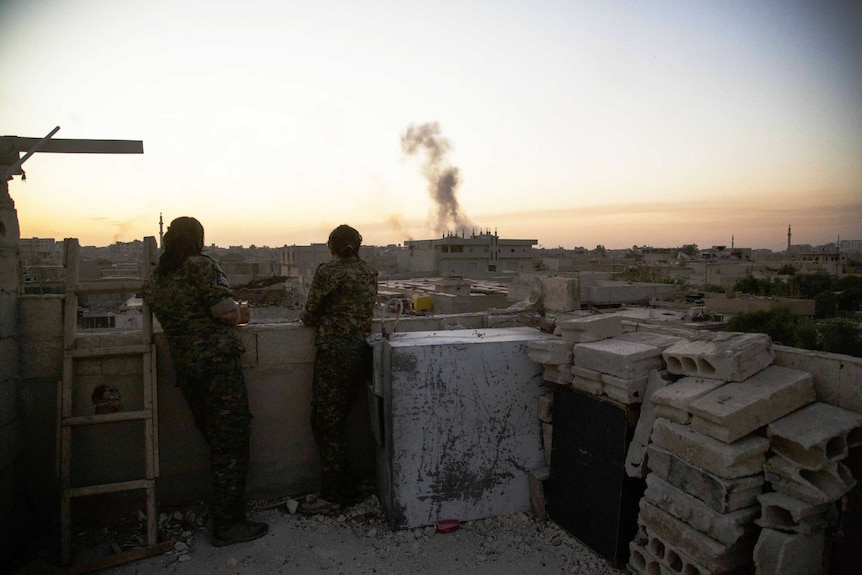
[178,354,252,530]
[310,337,372,503]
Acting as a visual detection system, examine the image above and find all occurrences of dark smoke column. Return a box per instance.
[400,122,473,235]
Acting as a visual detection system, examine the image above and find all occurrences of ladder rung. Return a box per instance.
[67,479,155,498]
[62,410,152,426]
[75,279,143,294]
[69,344,151,358]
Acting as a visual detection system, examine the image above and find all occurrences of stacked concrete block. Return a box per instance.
[625,370,671,478]
[651,376,727,424]
[753,402,862,575]
[688,365,816,443]
[663,332,774,381]
[527,338,573,386]
[571,337,663,405]
[554,313,621,344]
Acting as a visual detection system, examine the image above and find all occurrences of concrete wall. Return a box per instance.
[15,297,518,517]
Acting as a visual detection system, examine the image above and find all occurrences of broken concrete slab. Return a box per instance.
[638,500,756,574]
[537,393,554,423]
[650,418,770,479]
[646,445,764,513]
[615,331,685,352]
[527,338,573,365]
[643,474,759,547]
[573,338,663,380]
[626,370,671,478]
[753,528,825,575]
[602,373,648,404]
[756,492,835,534]
[663,332,774,382]
[767,402,862,469]
[555,313,622,343]
[763,454,856,504]
[689,365,816,443]
[651,376,727,424]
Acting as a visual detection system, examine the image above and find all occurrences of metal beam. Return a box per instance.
[0,136,143,154]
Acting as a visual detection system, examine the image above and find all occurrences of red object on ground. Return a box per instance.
[434,519,460,533]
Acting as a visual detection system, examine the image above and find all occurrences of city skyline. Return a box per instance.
[2,0,861,252]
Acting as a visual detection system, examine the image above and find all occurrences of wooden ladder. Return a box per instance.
[57,236,159,565]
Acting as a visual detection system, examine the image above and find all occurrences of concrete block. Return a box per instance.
[570,364,603,395]
[541,276,580,312]
[651,418,770,479]
[767,402,862,469]
[18,295,63,337]
[602,373,648,404]
[638,500,756,574]
[19,335,63,379]
[689,365,816,443]
[764,454,856,504]
[0,249,19,291]
[543,422,553,467]
[527,338,573,365]
[753,528,825,575]
[573,338,663,379]
[756,492,834,534]
[663,332,774,382]
[616,331,685,352]
[773,345,862,415]
[542,363,573,385]
[646,446,764,513]
[626,370,670,478]
[644,474,759,546]
[556,313,621,344]
[528,465,550,520]
[651,376,727,424]
[537,393,554,422]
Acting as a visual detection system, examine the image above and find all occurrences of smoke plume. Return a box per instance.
[400,122,473,235]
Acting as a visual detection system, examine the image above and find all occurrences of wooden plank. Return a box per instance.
[68,479,154,498]
[69,344,150,358]
[62,409,151,426]
[67,540,174,574]
[151,347,160,477]
[4,136,143,154]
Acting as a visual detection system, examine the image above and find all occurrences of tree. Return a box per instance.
[680,244,699,257]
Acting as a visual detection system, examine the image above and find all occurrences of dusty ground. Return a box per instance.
[18,494,627,575]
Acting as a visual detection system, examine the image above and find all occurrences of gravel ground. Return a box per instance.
[62,494,626,575]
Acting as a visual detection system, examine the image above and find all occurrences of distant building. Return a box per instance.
[400,231,537,275]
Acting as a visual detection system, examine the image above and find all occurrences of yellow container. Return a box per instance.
[412,294,433,312]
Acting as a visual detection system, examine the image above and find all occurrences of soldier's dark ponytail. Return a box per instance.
[158,216,205,274]
[327,224,362,258]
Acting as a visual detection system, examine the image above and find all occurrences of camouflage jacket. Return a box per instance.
[143,255,244,370]
[301,255,378,344]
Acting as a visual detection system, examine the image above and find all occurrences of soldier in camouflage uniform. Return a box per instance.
[142,216,268,546]
[300,224,378,514]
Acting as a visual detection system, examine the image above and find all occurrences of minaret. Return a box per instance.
[787,225,791,252]
[159,213,164,248]
[732,235,734,249]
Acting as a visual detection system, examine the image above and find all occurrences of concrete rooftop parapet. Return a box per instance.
[526,338,573,364]
[766,402,862,469]
[650,418,769,479]
[646,445,764,513]
[651,376,727,424]
[554,313,621,344]
[755,492,834,534]
[753,528,826,575]
[573,338,663,380]
[637,500,756,574]
[763,454,856,505]
[662,332,774,382]
[688,365,816,444]
[643,474,759,547]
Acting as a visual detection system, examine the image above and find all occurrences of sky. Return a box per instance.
[1,0,860,251]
